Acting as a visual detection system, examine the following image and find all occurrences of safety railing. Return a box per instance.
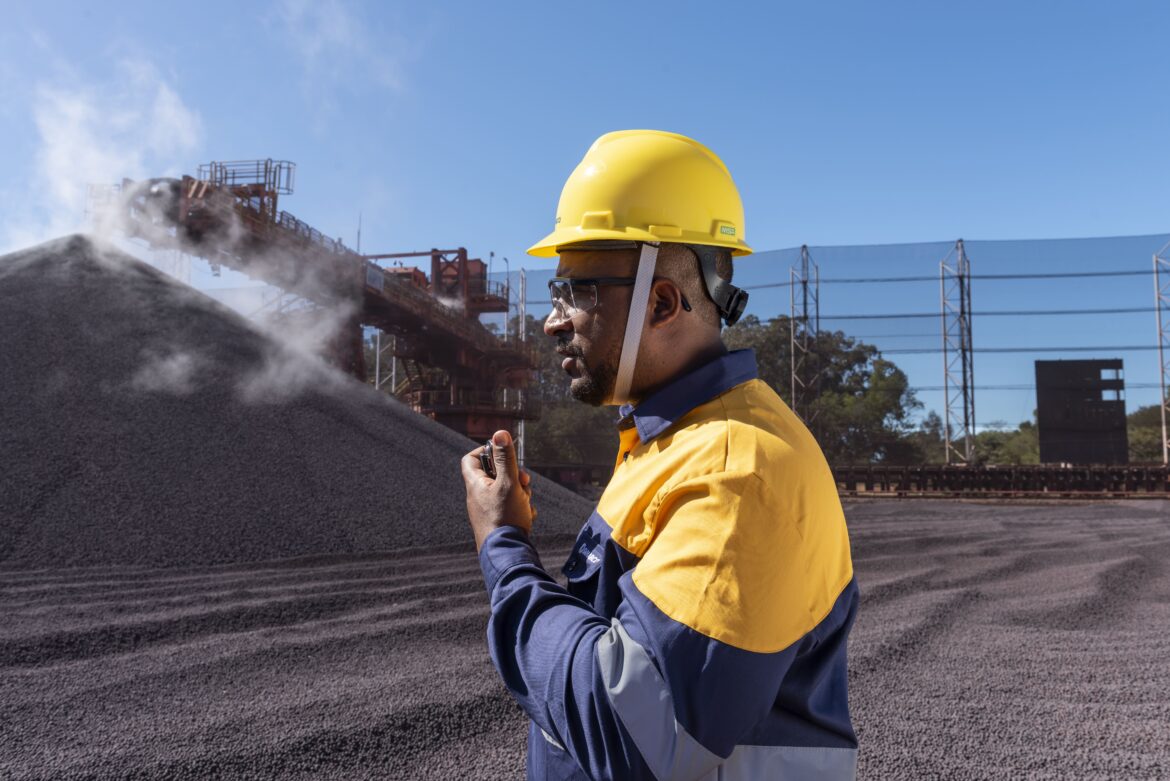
[169,169,535,374]
[276,210,349,256]
[833,464,1170,497]
[198,159,295,194]
[371,269,535,363]
[468,279,510,300]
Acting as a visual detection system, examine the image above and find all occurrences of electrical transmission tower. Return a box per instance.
[940,239,976,464]
[1155,242,1170,465]
[790,245,821,422]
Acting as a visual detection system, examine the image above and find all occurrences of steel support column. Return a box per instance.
[789,244,821,421]
[374,331,397,392]
[1155,242,1170,465]
[941,239,976,464]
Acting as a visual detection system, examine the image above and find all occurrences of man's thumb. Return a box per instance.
[491,430,518,481]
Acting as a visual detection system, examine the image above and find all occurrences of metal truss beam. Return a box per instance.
[1155,242,1170,465]
[790,245,821,422]
[941,239,976,464]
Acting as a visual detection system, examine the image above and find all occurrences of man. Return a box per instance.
[462,130,858,780]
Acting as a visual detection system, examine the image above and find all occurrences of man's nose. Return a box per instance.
[544,309,572,338]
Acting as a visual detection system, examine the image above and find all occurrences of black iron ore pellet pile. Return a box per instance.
[0,235,590,568]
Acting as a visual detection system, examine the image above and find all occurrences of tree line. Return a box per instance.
[366,316,1166,468]
[519,313,928,468]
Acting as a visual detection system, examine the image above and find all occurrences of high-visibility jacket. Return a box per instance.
[479,349,858,780]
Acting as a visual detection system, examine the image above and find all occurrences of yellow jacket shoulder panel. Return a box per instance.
[603,378,853,653]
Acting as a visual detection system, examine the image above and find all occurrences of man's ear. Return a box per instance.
[648,278,685,328]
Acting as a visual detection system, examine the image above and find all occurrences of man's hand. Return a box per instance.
[462,429,536,552]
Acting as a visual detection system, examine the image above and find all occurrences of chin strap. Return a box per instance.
[689,244,748,326]
[611,242,659,404]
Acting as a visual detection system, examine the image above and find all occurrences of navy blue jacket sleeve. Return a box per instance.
[477,525,850,780]
[479,526,653,780]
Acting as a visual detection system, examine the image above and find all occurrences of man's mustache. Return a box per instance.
[556,341,584,359]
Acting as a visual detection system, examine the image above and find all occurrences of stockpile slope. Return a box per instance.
[0,235,591,568]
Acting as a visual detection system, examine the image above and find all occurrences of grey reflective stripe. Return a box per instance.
[539,727,565,751]
[595,617,858,781]
[717,744,858,780]
[596,617,723,779]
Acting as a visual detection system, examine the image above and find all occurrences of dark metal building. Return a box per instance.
[1035,359,1128,465]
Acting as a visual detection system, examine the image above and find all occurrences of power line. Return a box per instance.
[973,306,1152,316]
[745,281,796,290]
[975,270,1153,281]
[522,270,1156,304]
[822,306,1154,320]
[884,345,1159,355]
[850,333,940,339]
[520,303,1157,319]
[910,382,1162,391]
[820,312,932,320]
[745,269,1153,287]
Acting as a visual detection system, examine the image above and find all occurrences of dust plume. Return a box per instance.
[1,56,370,402]
[0,59,201,254]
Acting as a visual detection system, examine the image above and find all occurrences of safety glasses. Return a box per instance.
[547,275,695,324]
[547,277,637,320]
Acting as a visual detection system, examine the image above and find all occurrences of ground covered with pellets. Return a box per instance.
[2,238,1168,778]
[3,501,1169,779]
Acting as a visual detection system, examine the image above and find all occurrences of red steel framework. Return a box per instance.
[110,159,537,441]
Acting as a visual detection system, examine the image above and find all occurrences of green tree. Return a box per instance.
[971,419,1040,465]
[517,313,926,469]
[1128,403,1165,463]
[896,410,946,464]
[724,315,922,465]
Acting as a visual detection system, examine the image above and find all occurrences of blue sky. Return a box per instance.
[2,1,1168,428]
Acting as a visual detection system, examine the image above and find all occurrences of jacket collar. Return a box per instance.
[616,349,758,444]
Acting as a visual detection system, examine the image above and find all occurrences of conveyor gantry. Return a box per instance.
[110,158,537,440]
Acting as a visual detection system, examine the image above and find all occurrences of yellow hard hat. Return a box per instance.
[527,129,753,258]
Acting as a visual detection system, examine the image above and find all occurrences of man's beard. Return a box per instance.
[559,341,618,407]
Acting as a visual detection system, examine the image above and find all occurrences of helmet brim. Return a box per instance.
[527,226,752,258]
